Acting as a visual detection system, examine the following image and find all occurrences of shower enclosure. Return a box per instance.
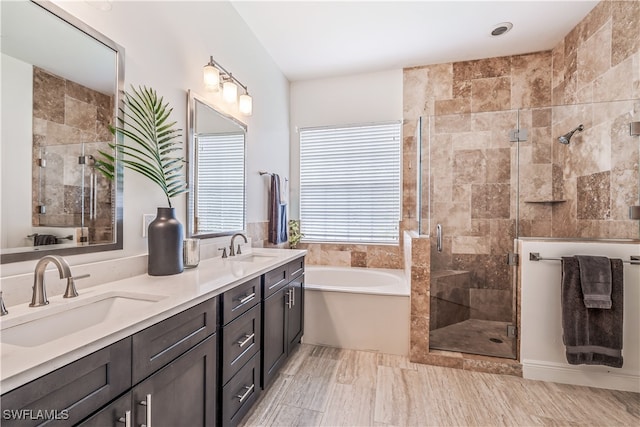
[418,98,640,359]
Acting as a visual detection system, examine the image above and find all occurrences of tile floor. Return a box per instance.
[429,319,515,359]
[241,344,639,427]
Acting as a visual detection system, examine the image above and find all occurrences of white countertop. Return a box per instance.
[0,248,306,394]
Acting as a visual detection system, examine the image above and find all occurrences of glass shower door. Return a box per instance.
[425,110,519,359]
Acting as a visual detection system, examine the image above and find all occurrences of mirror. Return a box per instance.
[186,90,246,239]
[1,0,124,263]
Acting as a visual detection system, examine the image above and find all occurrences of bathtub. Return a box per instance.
[303,265,410,355]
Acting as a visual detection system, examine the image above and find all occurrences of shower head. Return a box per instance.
[558,124,584,144]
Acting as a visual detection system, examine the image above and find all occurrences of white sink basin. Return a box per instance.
[230,254,276,264]
[1,292,165,348]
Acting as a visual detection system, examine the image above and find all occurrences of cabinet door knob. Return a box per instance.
[117,410,131,427]
[139,394,152,427]
[237,333,255,348]
[236,384,255,403]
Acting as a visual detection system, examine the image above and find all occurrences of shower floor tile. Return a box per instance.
[429,318,515,359]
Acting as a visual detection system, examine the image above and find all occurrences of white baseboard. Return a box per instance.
[522,359,640,392]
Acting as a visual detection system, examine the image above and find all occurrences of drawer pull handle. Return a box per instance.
[291,287,295,307]
[117,410,131,427]
[286,289,293,309]
[237,333,255,348]
[139,394,152,427]
[236,384,255,403]
[237,292,256,305]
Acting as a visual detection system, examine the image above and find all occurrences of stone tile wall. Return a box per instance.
[31,67,114,244]
[404,0,639,370]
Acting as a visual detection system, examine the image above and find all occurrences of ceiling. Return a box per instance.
[231,0,600,82]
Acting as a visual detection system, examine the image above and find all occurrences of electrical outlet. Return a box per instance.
[142,214,155,237]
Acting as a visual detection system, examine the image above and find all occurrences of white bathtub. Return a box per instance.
[303,265,410,355]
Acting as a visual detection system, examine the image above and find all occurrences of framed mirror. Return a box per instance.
[186,90,247,239]
[1,0,124,263]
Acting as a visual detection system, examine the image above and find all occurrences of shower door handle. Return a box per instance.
[436,224,443,253]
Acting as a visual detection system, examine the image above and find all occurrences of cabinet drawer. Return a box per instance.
[222,277,261,325]
[221,303,261,385]
[132,297,217,384]
[221,351,261,427]
[263,264,288,299]
[1,338,131,427]
[287,257,305,281]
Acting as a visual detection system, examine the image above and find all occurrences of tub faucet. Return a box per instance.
[229,233,248,257]
[30,255,86,307]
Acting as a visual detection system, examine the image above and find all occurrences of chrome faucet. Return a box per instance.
[229,233,248,257]
[30,255,85,307]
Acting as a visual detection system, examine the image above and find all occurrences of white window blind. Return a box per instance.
[299,122,401,244]
[195,132,245,233]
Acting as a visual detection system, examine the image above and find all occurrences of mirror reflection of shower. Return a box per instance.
[558,124,584,144]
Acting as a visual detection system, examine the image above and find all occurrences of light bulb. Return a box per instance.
[239,93,253,115]
[223,81,238,103]
[203,63,220,90]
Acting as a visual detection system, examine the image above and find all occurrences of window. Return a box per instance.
[299,122,401,244]
[195,132,245,233]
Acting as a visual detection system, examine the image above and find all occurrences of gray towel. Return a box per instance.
[268,174,287,245]
[576,255,612,309]
[561,257,624,368]
[33,234,58,246]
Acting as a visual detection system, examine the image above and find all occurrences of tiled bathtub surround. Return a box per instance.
[31,67,114,244]
[404,0,639,371]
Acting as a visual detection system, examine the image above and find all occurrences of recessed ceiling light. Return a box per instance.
[491,22,513,37]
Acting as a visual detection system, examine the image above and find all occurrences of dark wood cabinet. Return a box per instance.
[132,334,217,427]
[261,257,305,388]
[262,285,288,387]
[1,255,305,427]
[80,334,217,427]
[132,298,218,384]
[1,338,131,427]
[287,275,304,353]
[221,351,261,427]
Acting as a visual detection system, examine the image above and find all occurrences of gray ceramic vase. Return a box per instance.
[148,207,184,276]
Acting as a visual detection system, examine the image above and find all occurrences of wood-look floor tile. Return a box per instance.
[240,374,293,427]
[267,403,323,427]
[280,374,336,412]
[319,383,375,426]
[336,349,378,387]
[373,366,429,426]
[242,344,640,427]
[377,352,418,370]
[280,343,314,376]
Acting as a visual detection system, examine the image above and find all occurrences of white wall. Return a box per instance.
[0,54,33,249]
[519,239,640,392]
[1,1,289,276]
[289,69,403,217]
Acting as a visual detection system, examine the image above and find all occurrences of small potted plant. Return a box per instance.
[95,85,186,276]
[288,219,304,249]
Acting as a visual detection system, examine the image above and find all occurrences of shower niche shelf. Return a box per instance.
[524,200,566,204]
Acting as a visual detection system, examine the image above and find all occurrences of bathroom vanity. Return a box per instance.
[0,249,305,427]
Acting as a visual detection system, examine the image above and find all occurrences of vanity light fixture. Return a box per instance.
[203,56,253,115]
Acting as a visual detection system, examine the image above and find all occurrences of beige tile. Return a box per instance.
[280,374,336,412]
[336,349,378,387]
[267,404,323,427]
[240,373,294,427]
[319,383,375,426]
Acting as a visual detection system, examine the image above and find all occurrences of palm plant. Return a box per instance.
[95,85,186,207]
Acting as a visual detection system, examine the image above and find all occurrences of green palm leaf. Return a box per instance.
[94,85,186,207]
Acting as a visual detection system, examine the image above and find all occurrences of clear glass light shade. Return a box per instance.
[223,81,238,103]
[203,64,220,90]
[239,94,253,115]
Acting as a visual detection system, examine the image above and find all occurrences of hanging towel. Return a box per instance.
[268,174,288,244]
[576,255,612,309]
[33,234,58,246]
[561,257,624,368]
